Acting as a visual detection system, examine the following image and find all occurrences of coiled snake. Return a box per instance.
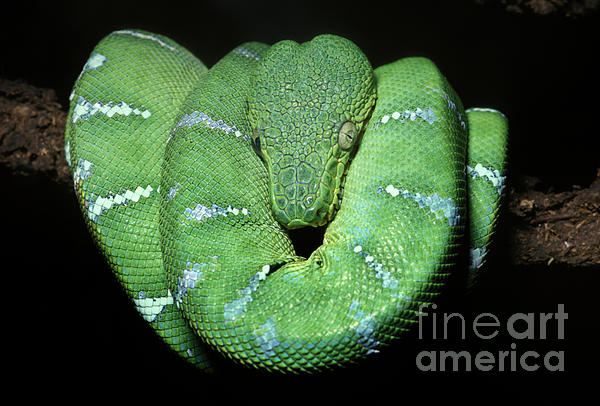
[65,30,508,373]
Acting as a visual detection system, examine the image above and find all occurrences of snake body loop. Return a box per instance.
[65,30,508,373]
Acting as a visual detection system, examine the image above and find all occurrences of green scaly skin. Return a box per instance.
[65,30,508,373]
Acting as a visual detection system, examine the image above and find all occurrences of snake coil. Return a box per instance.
[65,30,508,373]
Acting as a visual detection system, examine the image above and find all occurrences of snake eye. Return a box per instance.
[338,121,357,151]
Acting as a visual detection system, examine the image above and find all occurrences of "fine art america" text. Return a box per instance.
[416,304,567,372]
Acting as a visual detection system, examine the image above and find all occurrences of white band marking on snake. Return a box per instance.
[73,158,93,184]
[166,183,181,202]
[427,87,466,129]
[184,203,250,222]
[112,30,176,51]
[379,107,437,125]
[348,301,380,354]
[171,110,248,141]
[383,184,461,226]
[133,290,174,322]
[72,97,151,124]
[174,258,217,301]
[65,141,71,167]
[224,265,271,321]
[87,185,154,222]
[466,107,507,118]
[69,53,108,101]
[234,47,261,61]
[353,244,399,289]
[83,53,107,71]
[469,246,488,271]
[467,163,506,195]
[253,318,280,358]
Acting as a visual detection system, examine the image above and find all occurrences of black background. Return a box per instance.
[2,0,597,396]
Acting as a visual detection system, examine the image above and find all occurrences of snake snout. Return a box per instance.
[278,205,319,229]
[274,197,330,229]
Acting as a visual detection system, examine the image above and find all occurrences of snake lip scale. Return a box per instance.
[65,29,508,373]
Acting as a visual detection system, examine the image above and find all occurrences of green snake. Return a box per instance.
[65,30,508,373]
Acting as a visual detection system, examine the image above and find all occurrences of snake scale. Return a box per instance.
[65,30,508,373]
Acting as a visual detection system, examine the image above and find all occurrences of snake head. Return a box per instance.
[249,34,376,229]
